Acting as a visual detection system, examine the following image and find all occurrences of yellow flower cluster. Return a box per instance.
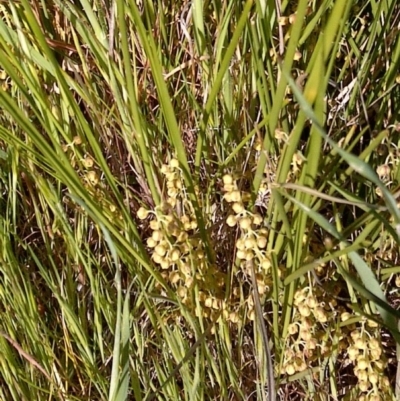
[138,159,231,322]
[223,174,272,320]
[344,322,391,400]
[61,137,120,220]
[282,287,335,376]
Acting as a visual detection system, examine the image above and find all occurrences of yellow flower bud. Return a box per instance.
[232,202,245,214]
[253,213,263,225]
[298,304,311,317]
[170,158,179,168]
[239,217,252,230]
[222,174,233,185]
[285,364,295,375]
[257,236,267,248]
[226,215,237,227]
[137,207,149,220]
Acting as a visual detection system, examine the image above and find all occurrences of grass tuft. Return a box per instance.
[0,0,400,400]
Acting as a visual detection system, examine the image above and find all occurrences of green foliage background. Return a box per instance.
[0,0,399,400]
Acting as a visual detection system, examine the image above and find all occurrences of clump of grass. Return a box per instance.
[0,0,400,400]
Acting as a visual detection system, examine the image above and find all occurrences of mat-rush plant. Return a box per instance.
[0,0,400,400]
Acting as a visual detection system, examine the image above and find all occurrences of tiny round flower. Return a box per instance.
[168,188,179,198]
[294,50,302,61]
[180,263,191,276]
[373,359,386,371]
[244,237,257,249]
[288,323,298,335]
[306,338,317,350]
[165,172,177,182]
[294,359,307,372]
[236,238,245,250]
[245,250,254,261]
[177,231,188,243]
[152,253,163,264]
[358,380,369,392]
[306,296,317,309]
[380,376,389,387]
[369,338,381,350]
[180,214,190,224]
[285,364,295,375]
[369,348,382,361]
[149,220,159,230]
[285,349,295,359]
[224,192,233,202]
[170,158,179,168]
[230,190,242,202]
[237,249,246,260]
[368,372,378,384]
[253,213,263,225]
[177,286,187,298]
[87,171,99,185]
[341,312,352,322]
[169,271,181,284]
[160,259,171,269]
[366,319,378,328]
[196,250,204,260]
[278,16,288,25]
[257,236,267,248]
[155,244,167,257]
[298,304,311,317]
[170,249,181,262]
[348,346,359,361]
[357,357,369,370]
[147,237,157,248]
[223,184,235,193]
[376,164,390,178]
[261,257,271,270]
[152,230,163,242]
[82,156,94,168]
[73,135,82,145]
[229,311,239,323]
[314,307,327,323]
[166,180,176,189]
[294,289,306,301]
[248,309,255,321]
[204,297,213,308]
[223,174,234,185]
[299,329,312,341]
[356,368,368,382]
[184,276,193,288]
[182,220,192,231]
[232,202,245,214]
[354,337,367,350]
[226,215,237,227]
[239,217,252,230]
[160,164,170,174]
[212,298,221,310]
[137,207,149,220]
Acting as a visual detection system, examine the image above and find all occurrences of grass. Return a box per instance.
[0,0,400,400]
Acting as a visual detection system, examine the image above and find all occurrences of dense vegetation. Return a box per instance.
[0,0,400,400]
